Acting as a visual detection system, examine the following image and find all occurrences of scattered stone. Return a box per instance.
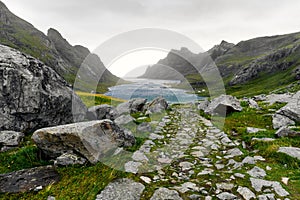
[247,166,266,178]
[189,194,201,200]
[191,151,205,157]
[216,183,234,191]
[216,192,237,200]
[32,120,135,164]
[275,126,300,137]
[198,168,214,176]
[197,99,210,111]
[215,164,225,170]
[47,196,56,200]
[281,177,289,185]
[234,173,245,179]
[266,166,272,171]
[278,147,300,160]
[179,161,194,171]
[250,178,289,197]
[54,153,86,166]
[0,131,24,152]
[95,178,145,200]
[247,98,261,109]
[257,193,275,200]
[114,98,147,116]
[157,157,172,164]
[124,161,142,174]
[149,133,164,140]
[174,182,199,193]
[242,156,256,165]
[252,138,275,142]
[0,165,59,193]
[140,176,151,184]
[205,95,242,115]
[150,187,182,200]
[237,186,255,200]
[246,127,266,133]
[224,148,243,158]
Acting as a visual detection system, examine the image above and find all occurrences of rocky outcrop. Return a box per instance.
[150,187,183,200]
[204,95,242,115]
[0,44,87,133]
[31,120,135,164]
[208,40,235,60]
[0,165,59,193]
[146,97,169,114]
[273,91,300,129]
[95,178,145,200]
[275,127,300,138]
[0,131,24,152]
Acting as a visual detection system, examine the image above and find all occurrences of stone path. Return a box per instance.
[97,104,290,200]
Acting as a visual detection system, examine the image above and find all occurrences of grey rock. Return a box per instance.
[216,183,234,191]
[0,131,24,152]
[252,138,275,142]
[265,93,292,105]
[225,148,243,158]
[0,44,87,133]
[237,186,255,200]
[216,192,237,200]
[242,156,256,165]
[140,176,151,184]
[87,104,114,120]
[275,126,300,137]
[132,151,148,162]
[275,91,300,124]
[179,161,194,171]
[115,98,147,116]
[137,122,152,133]
[96,178,145,200]
[32,120,135,163]
[247,98,260,109]
[278,146,300,160]
[250,178,289,197]
[257,193,275,200]
[272,114,295,129]
[247,166,266,178]
[205,95,242,115]
[197,99,210,111]
[114,115,134,126]
[246,127,266,133]
[150,187,182,200]
[146,97,168,114]
[0,165,59,193]
[54,153,86,166]
[124,161,142,174]
[47,196,56,200]
[174,182,199,193]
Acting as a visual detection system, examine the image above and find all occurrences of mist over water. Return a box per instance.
[105,78,201,103]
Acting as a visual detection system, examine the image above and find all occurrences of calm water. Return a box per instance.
[105,78,201,103]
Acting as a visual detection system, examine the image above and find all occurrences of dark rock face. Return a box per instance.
[0,44,87,133]
[208,40,235,60]
[0,165,59,193]
[146,97,169,114]
[113,98,147,117]
[32,120,135,164]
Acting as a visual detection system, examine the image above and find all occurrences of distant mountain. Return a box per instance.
[0,1,119,92]
[141,32,300,95]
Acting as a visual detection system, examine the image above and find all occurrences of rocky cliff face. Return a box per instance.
[0,44,87,133]
[0,2,119,92]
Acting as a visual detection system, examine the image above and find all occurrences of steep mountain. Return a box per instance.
[0,1,119,92]
[141,32,300,95]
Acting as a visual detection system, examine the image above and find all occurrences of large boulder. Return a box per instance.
[0,165,59,193]
[146,97,168,114]
[0,130,24,152]
[0,44,87,133]
[113,98,147,116]
[272,114,295,129]
[205,95,242,115]
[31,120,135,164]
[273,91,300,129]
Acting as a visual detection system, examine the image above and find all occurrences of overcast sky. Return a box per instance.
[2,0,300,77]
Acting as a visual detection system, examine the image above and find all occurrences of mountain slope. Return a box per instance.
[141,32,300,95]
[0,1,119,92]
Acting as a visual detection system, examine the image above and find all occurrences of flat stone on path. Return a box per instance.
[278,147,300,160]
[150,187,182,200]
[96,178,145,200]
